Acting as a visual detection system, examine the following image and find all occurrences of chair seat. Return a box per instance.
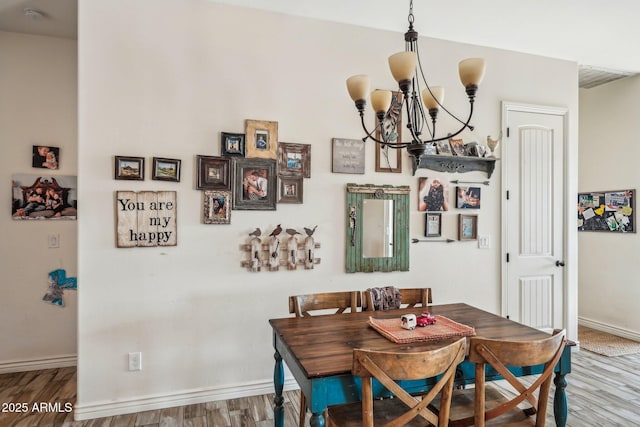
[327,398,434,427]
[449,385,539,426]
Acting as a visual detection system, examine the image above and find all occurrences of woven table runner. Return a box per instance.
[368,315,476,344]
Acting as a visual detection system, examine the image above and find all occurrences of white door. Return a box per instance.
[502,103,567,332]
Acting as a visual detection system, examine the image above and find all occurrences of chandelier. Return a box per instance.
[345,0,486,162]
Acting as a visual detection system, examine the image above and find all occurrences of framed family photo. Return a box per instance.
[203,190,231,224]
[232,158,277,210]
[459,214,478,240]
[245,119,278,160]
[196,155,231,190]
[456,186,481,208]
[32,145,60,170]
[278,142,311,178]
[114,156,144,180]
[375,91,403,173]
[152,157,181,182]
[425,212,442,237]
[220,132,245,157]
[278,177,303,204]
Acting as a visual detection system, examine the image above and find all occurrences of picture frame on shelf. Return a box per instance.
[220,132,245,157]
[196,155,231,190]
[278,176,303,204]
[114,156,144,181]
[245,119,278,160]
[435,140,452,155]
[203,190,231,224]
[152,157,181,182]
[278,142,311,178]
[456,186,481,209]
[425,212,442,237]
[458,213,478,240]
[449,138,465,156]
[374,91,403,173]
[232,157,277,210]
[331,138,365,174]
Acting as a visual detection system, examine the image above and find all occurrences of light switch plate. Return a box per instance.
[478,235,490,249]
[48,233,60,248]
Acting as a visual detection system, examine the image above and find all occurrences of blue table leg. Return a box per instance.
[553,371,568,427]
[274,350,284,427]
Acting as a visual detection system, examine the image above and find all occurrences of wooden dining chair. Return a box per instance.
[449,329,566,427]
[288,291,362,426]
[325,337,466,427]
[362,287,432,311]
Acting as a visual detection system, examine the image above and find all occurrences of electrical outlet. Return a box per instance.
[128,352,142,371]
[48,233,60,248]
[478,235,491,249]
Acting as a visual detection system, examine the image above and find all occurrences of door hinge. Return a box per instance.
[506,127,510,138]
[506,253,510,263]
[506,190,510,200]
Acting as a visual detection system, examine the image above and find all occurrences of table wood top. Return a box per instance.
[269,303,551,379]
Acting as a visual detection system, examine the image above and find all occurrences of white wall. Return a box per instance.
[0,31,78,372]
[76,1,578,419]
[579,76,640,338]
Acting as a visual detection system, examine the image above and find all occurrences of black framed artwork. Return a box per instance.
[221,132,245,157]
[232,158,277,210]
[196,155,231,190]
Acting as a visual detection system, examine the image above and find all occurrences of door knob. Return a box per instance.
[555,260,565,267]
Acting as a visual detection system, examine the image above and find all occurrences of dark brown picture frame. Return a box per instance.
[425,212,442,237]
[196,155,230,190]
[221,132,245,157]
[459,214,478,240]
[278,142,311,178]
[232,158,276,210]
[152,157,181,182]
[375,91,403,173]
[114,156,145,181]
[278,177,303,204]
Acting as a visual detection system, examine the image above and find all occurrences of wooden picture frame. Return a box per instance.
[449,137,465,156]
[459,214,478,240]
[278,177,303,204]
[278,142,311,178]
[456,186,481,209]
[220,132,245,157]
[245,119,278,160]
[232,158,277,210]
[425,212,442,237]
[152,157,181,182]
[332,138,365,174]
[196,155,231,190]
[375,91,403,173]
[578,189,635,232]
[114,156,144,180]
[203,190,231,224]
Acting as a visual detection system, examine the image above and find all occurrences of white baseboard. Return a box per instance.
[578,317,640,342]
[0,354,77,374]
[74,377,299,421]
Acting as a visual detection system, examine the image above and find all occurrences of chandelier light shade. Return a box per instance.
[345,0,487,163]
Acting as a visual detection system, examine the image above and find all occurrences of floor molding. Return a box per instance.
[0,354,77,374]
[578,317,640,342]
[74,377,299,421]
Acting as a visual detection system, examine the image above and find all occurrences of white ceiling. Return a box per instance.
[1,0,638,83]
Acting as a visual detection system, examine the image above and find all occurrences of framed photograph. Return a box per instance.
[435,140,452,155]
[221,132,245,157]
[114,156,144,180]
[425,212,442,237]
[12,174,77,220]
[449,138,465,156]
[418,177,449,212]
[278,142,311,178]
[152,157,181,182]
[232,158,277,210]
[32,145,60,170]
[278,177,303,204]
[196,155,231,190]
[578,189,635,232]
[332,138,365,174]
[375,91,403,173]
[456,186,481,208]
[459,214,478,240]
[245,119,278,159]
[203,190,231,224]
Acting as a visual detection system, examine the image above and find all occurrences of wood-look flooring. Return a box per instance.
[1,348,639,426]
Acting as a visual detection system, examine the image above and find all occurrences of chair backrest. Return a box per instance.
[289,291,361,317]
[465,329,566,427]
[362,287,432,311]
[353,338,466,427]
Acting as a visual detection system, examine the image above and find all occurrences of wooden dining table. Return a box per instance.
[269,302,571,427]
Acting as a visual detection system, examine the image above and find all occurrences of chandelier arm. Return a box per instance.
[359,112,410,148]
[426,101,475,144]
[402,90,425,145]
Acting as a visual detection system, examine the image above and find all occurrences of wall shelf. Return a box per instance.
[411,154,498,178]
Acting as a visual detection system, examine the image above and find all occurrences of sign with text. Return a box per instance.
[116,191,177,248]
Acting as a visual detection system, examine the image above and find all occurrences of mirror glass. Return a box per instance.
[362,199,394,258]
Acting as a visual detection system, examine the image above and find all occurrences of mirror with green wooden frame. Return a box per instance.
[345,184,410,273]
